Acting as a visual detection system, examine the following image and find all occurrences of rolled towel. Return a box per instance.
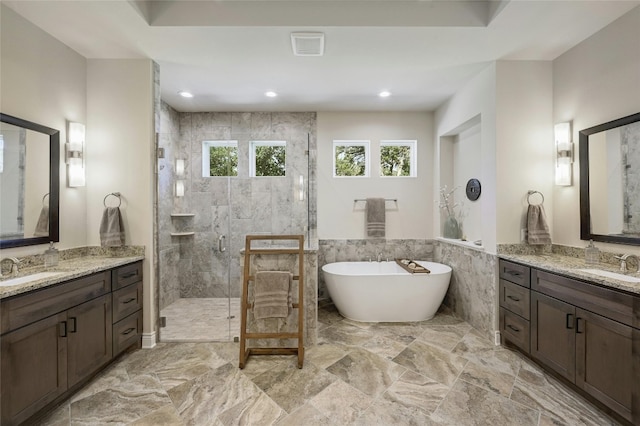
[366,198,386,238]
[100,207,125,247]
[34,206,49,236]
[253,271,292,320]
[527,204,551,245]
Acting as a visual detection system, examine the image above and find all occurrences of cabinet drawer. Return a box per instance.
[1,272,110,335]
[499,260,530,288]
[113,311,142,357]
[532,269,638,328]
[499,307,530,353]
[112,281,142,323]
[112,262,142,291]
[499,279,530,320]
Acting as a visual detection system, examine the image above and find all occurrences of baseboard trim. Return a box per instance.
[142,331,157,349]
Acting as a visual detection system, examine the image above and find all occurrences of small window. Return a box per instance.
[202,140,238,177]
[250,141,286,177]
[380,140,417,177]
[333,140,370,177]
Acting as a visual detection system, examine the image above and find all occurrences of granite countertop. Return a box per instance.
[0,255,144,300]
[499,253,640,295]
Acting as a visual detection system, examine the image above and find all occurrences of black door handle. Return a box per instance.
[59,321,67,337]
[122,297,136,304]
[507,324,520,333]
[576,318,584,334]
[69,317,77,333]
[566,313,574,329]
[507,295,520,302]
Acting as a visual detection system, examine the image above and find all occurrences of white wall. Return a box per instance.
[317,112,432,239]
[495,61,554,245]
[86,59,156,337]
[453,123,482,242]
[0,4,87,256]
[553,5,640,254]
[435,64,498,252]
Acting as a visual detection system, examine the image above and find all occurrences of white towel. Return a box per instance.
[366,198,386,238]
[34,206,49,236]
[527,204,551,245]
[253,271,292,320]
[100,207,125,247]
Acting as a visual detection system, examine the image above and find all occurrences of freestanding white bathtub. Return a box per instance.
[321,261,452,322]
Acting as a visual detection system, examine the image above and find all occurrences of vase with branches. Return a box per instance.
[438,186,466,239]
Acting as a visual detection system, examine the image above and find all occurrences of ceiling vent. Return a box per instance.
[291,32,325,56]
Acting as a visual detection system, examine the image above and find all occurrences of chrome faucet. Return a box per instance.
[377,252,383,262]
[614,254,639,273]
[0,257,21,278]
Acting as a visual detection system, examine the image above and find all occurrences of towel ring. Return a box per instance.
[104,192,122,208]
[42,193,49,207]
[527,190,544,206]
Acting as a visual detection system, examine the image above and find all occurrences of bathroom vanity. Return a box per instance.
[0,258,143,426]
[498,257,639,425]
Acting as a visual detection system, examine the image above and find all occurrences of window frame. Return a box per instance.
[379,140,417,178]
[332,140,370,178]
[202,140,238,177]
[249,140,287,177]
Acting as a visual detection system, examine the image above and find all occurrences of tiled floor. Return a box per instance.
[39,304,621,425]
[160,298,241,342]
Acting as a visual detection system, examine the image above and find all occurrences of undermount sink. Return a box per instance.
[0,271,64,287]
[578,268,640,283]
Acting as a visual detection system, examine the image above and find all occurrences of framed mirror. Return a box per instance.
[0,113,59,248]
[580,112,640,246]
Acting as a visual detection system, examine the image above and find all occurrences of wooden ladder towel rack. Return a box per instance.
[239,234,304,369]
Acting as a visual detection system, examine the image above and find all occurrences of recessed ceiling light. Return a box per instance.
[265,91,278,98]
[178,91,194,98]
[379,91,391,98]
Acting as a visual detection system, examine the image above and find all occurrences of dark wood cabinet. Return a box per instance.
[530,290,576,382]
[575,308,635,422]
[499,260,531,353]
[67,294,113,388]
[530,267,640,424]
[0,260,143,426]
[0,312,68,426]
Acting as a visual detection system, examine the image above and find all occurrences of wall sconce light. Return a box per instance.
[555,122,573,186]
[66,121,85,187]
[176,159,185,176]
[175,180,185,197]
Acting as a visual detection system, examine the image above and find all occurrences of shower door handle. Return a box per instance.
[218,235,226,252]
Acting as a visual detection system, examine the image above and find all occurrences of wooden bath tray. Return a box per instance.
[395,258,431,274]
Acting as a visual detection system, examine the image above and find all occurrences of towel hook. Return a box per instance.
[527,190,544,206]
[104,192,122,208]
[42,193,49,207]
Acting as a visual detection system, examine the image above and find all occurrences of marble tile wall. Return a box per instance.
[157,109,317,302]
[434,240,497,338]
[243,250,318,346]
[158,101,182,309]
[317,239,435,300]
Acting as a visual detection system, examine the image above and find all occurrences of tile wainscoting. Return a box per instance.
[434,240,497,338]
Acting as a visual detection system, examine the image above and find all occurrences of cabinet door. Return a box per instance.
[67,294,113,387]
[531,291,576,382]
[0,312,68,426]
[576,308,634,423]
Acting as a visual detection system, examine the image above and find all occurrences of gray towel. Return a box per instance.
[366,198,386,238]
[34,206,49,236]
[527,204,551,245]
[253,271,292,320]
[100,207,125,247]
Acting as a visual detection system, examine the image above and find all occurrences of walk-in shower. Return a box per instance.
[156,107,316,342]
